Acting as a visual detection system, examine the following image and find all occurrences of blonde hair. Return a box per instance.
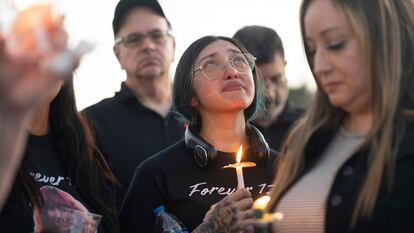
[267,0,414,227]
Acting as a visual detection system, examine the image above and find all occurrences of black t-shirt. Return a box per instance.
[253,100,304,151]
[83,83,185,208]
[119,140,277,233]
[0,134,102,233]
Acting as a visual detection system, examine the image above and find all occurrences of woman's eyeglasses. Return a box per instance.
[193,53,256,80]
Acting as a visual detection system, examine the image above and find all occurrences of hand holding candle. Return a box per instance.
[7,4,63,57]
[223,145,256,189]
[2,2,94,76]
[0,2,93,121]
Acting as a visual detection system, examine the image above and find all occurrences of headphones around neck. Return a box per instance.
[184,124,270,169]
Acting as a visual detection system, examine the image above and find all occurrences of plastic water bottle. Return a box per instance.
[153,205,189,233]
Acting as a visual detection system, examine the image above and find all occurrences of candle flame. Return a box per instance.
[253,195,271,210]
[14,0,34,11]
[236,145,243,163]
[7,3,63,56]
[274,212,284,220]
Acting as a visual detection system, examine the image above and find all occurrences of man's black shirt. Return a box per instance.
[83,83,185,208]
[253,100,304,152]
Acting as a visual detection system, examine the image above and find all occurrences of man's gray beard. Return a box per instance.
[136,69,165,80]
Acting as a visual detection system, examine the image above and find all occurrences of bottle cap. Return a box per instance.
[153,205,166,215]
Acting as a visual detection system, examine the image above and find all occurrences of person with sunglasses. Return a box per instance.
[83,0,185,210]
[120,36,277,233]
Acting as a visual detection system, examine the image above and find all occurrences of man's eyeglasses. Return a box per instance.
[193,53,256,80]
[115,29,171,48]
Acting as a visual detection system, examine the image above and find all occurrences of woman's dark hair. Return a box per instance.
[173,35,265,130]
[13,77,119,233]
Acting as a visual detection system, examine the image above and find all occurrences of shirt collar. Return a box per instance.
[116,82,140,103]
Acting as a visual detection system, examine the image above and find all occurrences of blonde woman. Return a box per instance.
[268,0,414,232]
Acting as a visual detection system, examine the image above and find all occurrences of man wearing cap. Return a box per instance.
[83,0,184,209]
[233,26,304,152]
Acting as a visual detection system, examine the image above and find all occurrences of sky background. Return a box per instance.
[10,0,315,109]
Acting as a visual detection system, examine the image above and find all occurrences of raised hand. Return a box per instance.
[0,37,67,118]
[0,5,83,209]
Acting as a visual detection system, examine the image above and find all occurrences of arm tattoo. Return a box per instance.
[192,201,240,233]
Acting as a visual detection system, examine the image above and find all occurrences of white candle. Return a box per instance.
[222,145,256,189]
[235,145,245,189]
[236,165,245,189]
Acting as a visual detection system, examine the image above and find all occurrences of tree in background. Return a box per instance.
[288,85,313,109]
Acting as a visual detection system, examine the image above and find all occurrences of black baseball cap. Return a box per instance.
[112,0,171,36]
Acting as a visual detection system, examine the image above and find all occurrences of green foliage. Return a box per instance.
[288,85,314,109]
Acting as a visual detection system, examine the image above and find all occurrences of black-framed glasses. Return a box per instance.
[114,29,171,48]
[193,53,256,80]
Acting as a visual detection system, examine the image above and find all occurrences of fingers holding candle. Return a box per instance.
[227,187,252,200]
[196,188,254,233]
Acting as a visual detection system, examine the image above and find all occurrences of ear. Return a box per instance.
[191,97,199,107]
[171,36,176,62]
[113,45,121,62]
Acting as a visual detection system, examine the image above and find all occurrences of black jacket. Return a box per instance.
[253,100,304,152]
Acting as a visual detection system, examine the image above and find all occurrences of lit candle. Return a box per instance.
[223,145,256,189]
[254,195,271,210]
[252,195,283,229]
[4,3,94,75]
[253,196,272,233]
[7,4,60,56]
[235,146,245,188]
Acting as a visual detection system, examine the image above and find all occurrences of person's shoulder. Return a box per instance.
[281,99,305,122]
[399,118,414,149]
[269,148,278,157]
[286,99,305,114]
[137,139,188,171]
[268,148,279,164]
[262,148,279,177]
[83,96,119,115]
